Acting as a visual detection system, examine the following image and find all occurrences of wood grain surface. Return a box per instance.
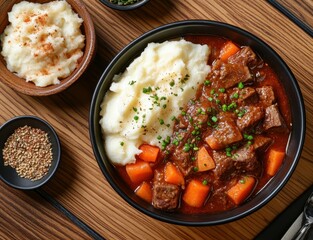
[275,0,313,28]
[1,0,313,239]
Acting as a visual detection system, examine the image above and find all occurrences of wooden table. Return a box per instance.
[1,0,313,239]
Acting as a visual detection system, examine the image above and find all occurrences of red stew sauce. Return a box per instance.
[116,36,291,214]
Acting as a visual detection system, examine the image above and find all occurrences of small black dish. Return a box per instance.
[99,0,149,10]
[0,116,61,190]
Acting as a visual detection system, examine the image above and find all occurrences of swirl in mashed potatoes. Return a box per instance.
[0,0,85,87]
[100,40,211,166]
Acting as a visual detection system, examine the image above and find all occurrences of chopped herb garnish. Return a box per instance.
[244,134,254,140]
[193,167,199,172]
[120,142,124,146]
[237,109,247,117]
[219,88,226,93]
[232,92,239,99]
[247,135,254,140]
[159,119,164,125]
[143,86,152,94]
[222,104,227,112]
[226,147,232,157]
[204,80,211,86]
[238,82,244,89]
[129,80,136,85]
[134,115,139,121]
[182,74,190,82]
[132,107,138,112]
[211,116,218,122]
[183,143,191,152]
[239,178,246,184]
[169,80,175,87]
[173,139,179,146]
[227,102,237,111]
[157,135,162,140]
[202,180,208,185]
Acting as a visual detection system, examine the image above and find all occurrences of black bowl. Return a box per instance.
[99,0,150,10]
[89,20,305,225]
[0,116,61,190]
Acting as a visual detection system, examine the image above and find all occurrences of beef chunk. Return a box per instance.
[236,106,265,131]
[232,145,260,175]
[217,63,252,89]
[212,151,236,180]
[209,48,254,89]
[263,104,284,130]
[228,87,258,106]
[228,46,257,65]
[256,86,275,107]
[233,146,256,163]
[212,146,260,180]
[170,147,193,176]
[237,87,258,105]
[206,113,242,150]
[152,169,180,210]
[253,135,272,151]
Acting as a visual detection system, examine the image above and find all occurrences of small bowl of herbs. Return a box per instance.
[99,0,150,10]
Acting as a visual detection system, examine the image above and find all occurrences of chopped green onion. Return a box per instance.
[238,82,244,89]
[143,86,152,94]
[232,92,239,99]
[211,116,218,122]
[204,80,211,86]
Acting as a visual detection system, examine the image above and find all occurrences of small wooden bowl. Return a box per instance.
[0,0,96,96]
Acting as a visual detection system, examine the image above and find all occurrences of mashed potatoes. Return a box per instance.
[100,40,211,166]
[0,1,85,87]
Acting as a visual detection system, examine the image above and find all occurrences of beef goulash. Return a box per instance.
[100,36,291,214]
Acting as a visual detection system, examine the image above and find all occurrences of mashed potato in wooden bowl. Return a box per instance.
[99,40,211,166]
[0,0,85,87]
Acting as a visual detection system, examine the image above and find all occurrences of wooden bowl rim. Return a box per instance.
[0,0,96,96]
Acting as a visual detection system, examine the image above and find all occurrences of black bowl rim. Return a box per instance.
[0,115,61,190]
[99,0,150,10]
[89,20,306,226]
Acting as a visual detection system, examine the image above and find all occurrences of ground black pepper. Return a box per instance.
[2,125,53,181]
